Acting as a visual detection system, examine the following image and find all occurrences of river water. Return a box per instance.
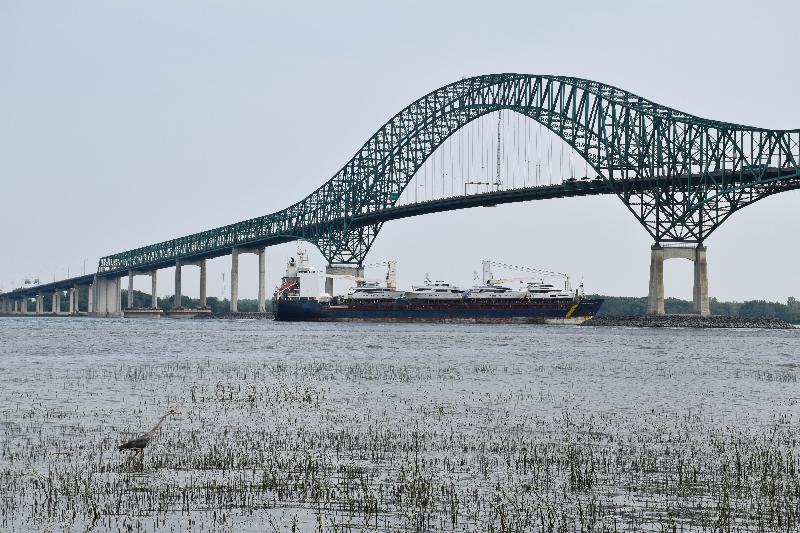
[1,317,798,531]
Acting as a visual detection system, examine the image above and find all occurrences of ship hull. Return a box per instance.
[273,298,603,324]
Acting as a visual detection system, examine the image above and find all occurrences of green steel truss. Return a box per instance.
[98,74,800,275]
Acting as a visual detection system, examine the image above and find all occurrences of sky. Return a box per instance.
[2,0,799,302]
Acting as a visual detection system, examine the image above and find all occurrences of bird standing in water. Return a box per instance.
[118,409,180,457]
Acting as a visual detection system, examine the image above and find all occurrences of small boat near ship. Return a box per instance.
[272,252,603,324]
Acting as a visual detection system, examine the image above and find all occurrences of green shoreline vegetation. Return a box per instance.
[589,294,800,324]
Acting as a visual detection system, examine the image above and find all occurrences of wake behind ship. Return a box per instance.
[272,252,602,325]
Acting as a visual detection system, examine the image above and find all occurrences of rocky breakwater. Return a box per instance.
[209,312,274,320]
[583,315,795,329]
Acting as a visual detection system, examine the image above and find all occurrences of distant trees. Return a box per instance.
[120,290,270,314]
[591,294,800,324]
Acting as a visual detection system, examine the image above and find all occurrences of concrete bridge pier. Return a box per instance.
[91,275,122,317]
[693,246,709,316]
[647,245,665,315]
[174,260,207,307]
[199,260,207,308]
[230,246,267,313]
[127,270,135,309]
[87,282,94,314]
[166,260,210,318]
[52,292,60,314]
[258,249,266,312]
[123,270,162,318]
[69,287,76,314]
[36,294,43,314]
[231,247,239,313]
[151,270,158,308]
[174,260,183,309]
[647,243,710,316]
[325,265,365,297]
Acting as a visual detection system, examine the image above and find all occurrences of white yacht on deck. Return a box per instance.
[464,284,526,299]
[403,278,466,300]
[344,281,405,301]
[525,282,574,299]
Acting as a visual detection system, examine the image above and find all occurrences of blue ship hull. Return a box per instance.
[273,298,603,324]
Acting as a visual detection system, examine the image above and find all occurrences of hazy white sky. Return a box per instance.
[2,0,799,302]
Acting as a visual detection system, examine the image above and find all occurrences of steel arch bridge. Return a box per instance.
[98,74,800,275]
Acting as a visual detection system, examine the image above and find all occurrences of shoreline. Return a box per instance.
[583,314,795,329]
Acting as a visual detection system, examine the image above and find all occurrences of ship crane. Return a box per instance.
[482,260,572,291]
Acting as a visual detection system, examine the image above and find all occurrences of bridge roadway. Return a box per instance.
[352,167,799,227]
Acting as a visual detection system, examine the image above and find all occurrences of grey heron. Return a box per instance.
[118,409,180,457]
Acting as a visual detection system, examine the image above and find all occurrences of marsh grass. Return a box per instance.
[2,357,798,531]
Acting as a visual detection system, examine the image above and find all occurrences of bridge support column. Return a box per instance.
[199,260,207,308]
[127,271,135,309]
[22,298,28,314]
[693,245,710,316]
[648,243,710,316]
[36,294,43,314]
[151,271,158,308]
[647,244,665,316]
[88,283,94,313]
[325,265,365,297]
[174,261,182,309]
[69,288,75,314]
[258,248,266,313]
[230,247,239,313]
[91,276,122,317]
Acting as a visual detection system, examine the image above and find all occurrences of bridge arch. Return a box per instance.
[97,74,799,275]
[303,74,800,263]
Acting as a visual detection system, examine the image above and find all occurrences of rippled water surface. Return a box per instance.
[1,317,798,531]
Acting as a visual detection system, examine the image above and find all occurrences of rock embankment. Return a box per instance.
[208,312,274,320]
[583,315,795,329]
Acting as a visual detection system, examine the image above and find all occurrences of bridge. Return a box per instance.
[1,74,798,317]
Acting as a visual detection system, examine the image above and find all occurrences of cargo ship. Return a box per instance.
[272,252,602,324]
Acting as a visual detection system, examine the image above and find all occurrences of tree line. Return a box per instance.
[591,295,800,324]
